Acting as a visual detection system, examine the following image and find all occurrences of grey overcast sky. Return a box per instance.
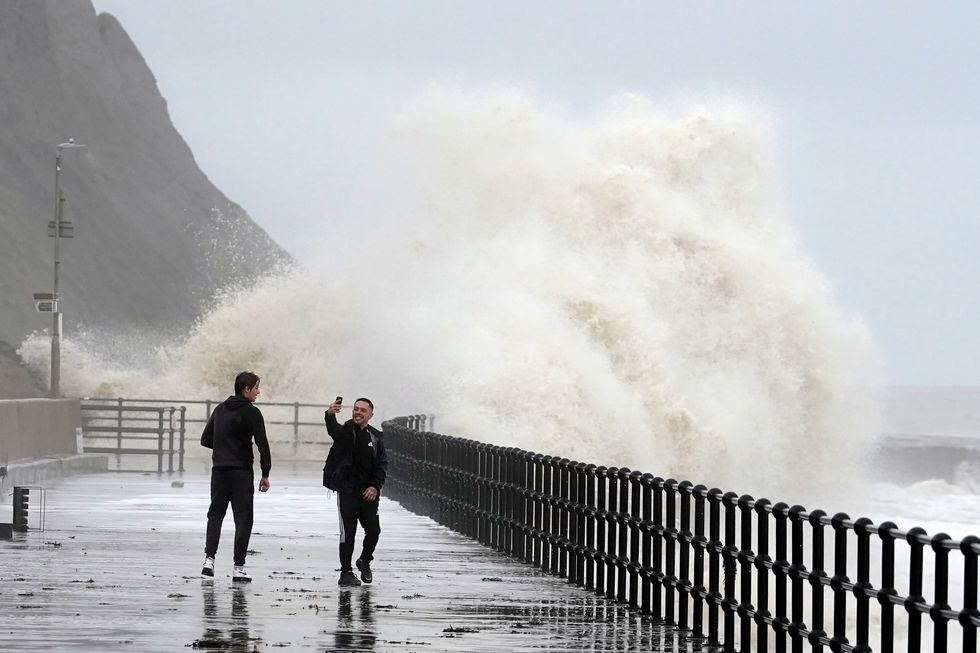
[92,0,979,387]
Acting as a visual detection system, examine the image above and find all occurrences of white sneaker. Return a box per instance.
[233,565,251,583]
[201,556,215,577]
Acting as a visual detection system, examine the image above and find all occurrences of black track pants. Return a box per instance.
[205,468,254,566]
[337,491,381,571]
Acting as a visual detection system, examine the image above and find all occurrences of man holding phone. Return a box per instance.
[323,396,387,586]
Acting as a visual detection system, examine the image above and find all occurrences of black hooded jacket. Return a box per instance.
[201,395,272,477]
[322,412,387,495]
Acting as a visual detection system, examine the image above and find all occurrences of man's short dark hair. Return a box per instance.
[235,371,260,395]
[355,397,374,410]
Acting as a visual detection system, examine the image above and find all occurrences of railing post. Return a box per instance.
[754,498,772,653]
[474,441,485,541]
[478,443,491,547]
[293,402,300,455]
[550,457,563,576]
[707,488,724,646]
[594,465,607,596]
[444,437,453,527]
[652,477,665,621]
[573,462,588,587]
[664,478,678,623]
[830,512,852,651]
[585,464,597,591]
[500,447,512,555]
[907,527,927,652]
[616,468,630,604]
[156,408,164,474]
[628,471,643,609]
[692,484,708,638]
[511,448,523,557]
[807,509,828,652]
[722,492,739,652]
[167,406,175,472]
[532,453,545,568]
[458,439,468,537]
[116,397,123,452]
[486,442,497,548]
[446,437,457,530]
[737,494,755,653]
[116,397,124,466]
[854,517,875,653]
[605,467,619,600]
[960,536,979,653]
[515,450,527,562]
[930,532,952,653]
[877,522,899,653]
[565,459,577,583]
[641,474,656,616]
[788,505,807,653]
[440,437,451,528]
[677,480,694,630]
[178,406,186,472]
[772,502,790,653]
[463,440,475,539]
[541,455,554,571]
[558,458,571,578]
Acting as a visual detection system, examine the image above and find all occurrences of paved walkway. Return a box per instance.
[0,471,719,652]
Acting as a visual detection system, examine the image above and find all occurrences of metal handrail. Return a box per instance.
[80,397,335,470]
[80,403,186,473]
[382,416,980,653]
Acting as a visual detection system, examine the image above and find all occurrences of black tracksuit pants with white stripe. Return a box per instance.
[337,492,380,571]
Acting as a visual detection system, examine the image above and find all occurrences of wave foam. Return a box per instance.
[20,89,881,497]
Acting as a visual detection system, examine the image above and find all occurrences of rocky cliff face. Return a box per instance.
[0,0,289,369]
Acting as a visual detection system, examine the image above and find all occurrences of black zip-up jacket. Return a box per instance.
[322,412,387,495]
[201,395,272,477]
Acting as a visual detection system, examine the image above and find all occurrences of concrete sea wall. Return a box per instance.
[0,398,106,503]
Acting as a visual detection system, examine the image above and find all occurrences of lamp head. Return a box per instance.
[57,139,87,151]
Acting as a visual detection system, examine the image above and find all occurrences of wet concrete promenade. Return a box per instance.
[0,471,719,652]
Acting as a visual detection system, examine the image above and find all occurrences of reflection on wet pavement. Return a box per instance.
[333,586,376,651]
[0,472,719,652]
[199,581,253,650]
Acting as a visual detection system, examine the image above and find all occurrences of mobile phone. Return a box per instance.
[335,396,343,405]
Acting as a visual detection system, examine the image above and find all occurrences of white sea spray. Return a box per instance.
[20,89,882,499]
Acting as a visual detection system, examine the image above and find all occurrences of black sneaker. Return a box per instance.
[338,570,361,587]
[356,558,373,584]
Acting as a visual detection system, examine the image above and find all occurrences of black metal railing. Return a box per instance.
[382,416,980,653]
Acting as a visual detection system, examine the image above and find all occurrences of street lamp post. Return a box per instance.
[49,139,85,398]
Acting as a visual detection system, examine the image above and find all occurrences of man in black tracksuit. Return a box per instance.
[323,396,387,586]
[200,371,272,582]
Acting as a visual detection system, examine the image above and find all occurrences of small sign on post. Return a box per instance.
[33,292,58,313]
[47,220,74,238]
